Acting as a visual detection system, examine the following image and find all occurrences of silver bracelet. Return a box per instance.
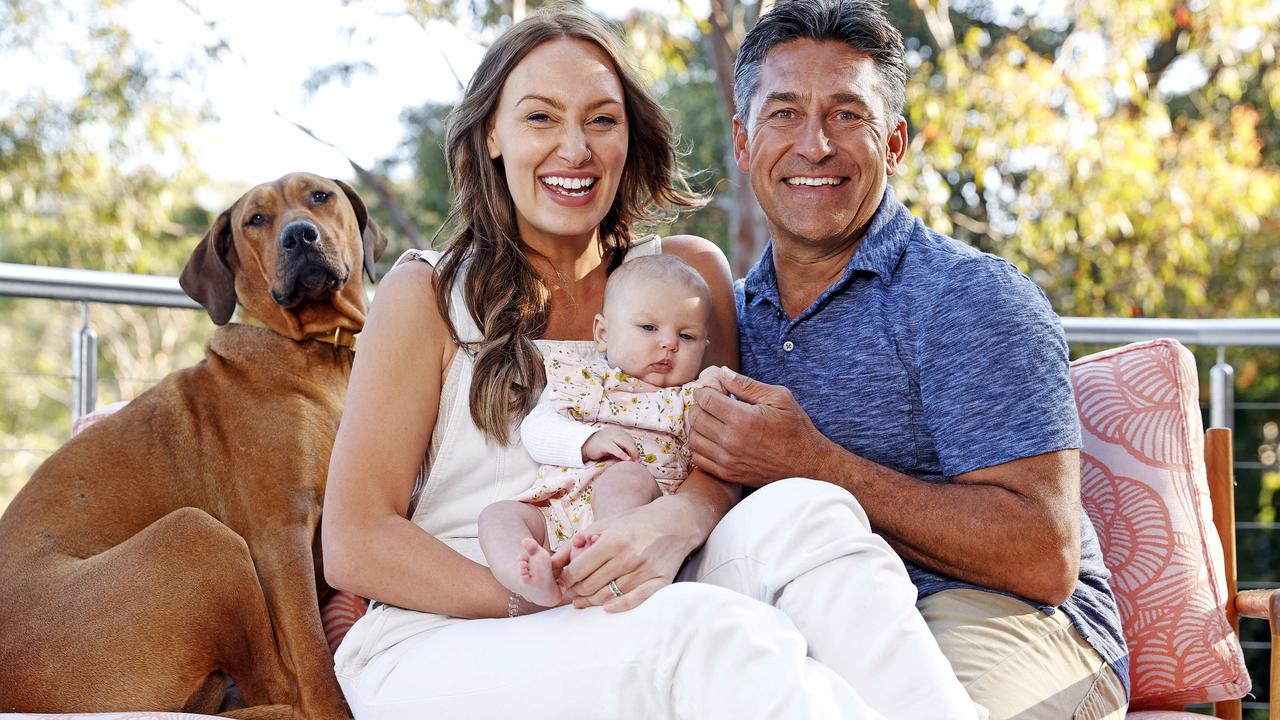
[507,593,523,618]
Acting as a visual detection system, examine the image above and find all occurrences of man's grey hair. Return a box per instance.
[733,0,908,129]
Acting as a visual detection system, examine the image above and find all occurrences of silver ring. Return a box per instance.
[607,580,623,598]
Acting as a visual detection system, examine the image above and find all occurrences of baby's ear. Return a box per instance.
[592,313,608,353]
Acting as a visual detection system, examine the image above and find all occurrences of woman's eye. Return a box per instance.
[590,115,618,127]
[311,190,330,203]
[527,112,552,123]
[245,213,267,227]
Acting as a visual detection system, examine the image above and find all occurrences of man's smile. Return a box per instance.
[784,176,847,187]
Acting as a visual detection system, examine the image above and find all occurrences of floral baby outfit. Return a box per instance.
[516,346,697,551]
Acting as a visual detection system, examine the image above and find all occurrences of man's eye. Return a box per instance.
[311,190,330,204]
[772,109,795,120]
[245,213,267,227]
[836,111,861,122]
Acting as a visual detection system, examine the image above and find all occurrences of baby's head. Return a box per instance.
[593,255,712,387]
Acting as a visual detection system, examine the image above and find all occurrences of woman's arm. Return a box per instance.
[557,234,740,611]
[322,260,515,618]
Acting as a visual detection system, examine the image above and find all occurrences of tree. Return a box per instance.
[0,0,218,507]
[894,0,1280,319]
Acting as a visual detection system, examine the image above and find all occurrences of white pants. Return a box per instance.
[338,479,978,720]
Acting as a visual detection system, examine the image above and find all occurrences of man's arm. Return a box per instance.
[688,370,1079,606]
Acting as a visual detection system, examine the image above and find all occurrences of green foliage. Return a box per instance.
[0,0,217,507]
[892,0,1280,319]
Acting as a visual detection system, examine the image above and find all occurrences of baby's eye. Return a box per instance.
[679,332,696,341]
[639,324,657,332]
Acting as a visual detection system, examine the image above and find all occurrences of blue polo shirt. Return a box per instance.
[736,188,1128,693]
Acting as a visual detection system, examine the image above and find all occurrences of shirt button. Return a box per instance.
[783,340,795,352]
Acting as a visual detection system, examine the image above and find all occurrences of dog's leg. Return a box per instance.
[245,521,352,720]
[219,704,294,720]
[0,507,295,713]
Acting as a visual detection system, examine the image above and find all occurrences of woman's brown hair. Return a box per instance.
[437,4,703,444]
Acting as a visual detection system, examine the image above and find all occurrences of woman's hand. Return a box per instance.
[556,494,701,613]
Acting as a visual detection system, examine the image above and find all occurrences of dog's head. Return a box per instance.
[180,173,388,339]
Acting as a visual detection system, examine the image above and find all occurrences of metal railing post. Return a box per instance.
[70,302,97,427]
[1210,345,1235,430]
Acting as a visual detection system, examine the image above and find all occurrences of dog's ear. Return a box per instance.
[332,178,389,283]
[180,207,238,325]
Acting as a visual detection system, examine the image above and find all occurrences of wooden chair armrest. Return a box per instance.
[1235,589,1280,720]
[1236,588,1280,621]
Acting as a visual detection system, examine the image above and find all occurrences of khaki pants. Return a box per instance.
[919,589,1127,720]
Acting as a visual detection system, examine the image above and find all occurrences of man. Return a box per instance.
[688,1,1128,717]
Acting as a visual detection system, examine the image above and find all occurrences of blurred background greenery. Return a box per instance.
[2,0,1279,712]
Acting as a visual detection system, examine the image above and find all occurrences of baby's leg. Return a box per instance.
[592,461,661,522]
[567,464,659,562]
[477,500,561,607]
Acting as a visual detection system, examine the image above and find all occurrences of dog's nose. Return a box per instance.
[279,221,320,252]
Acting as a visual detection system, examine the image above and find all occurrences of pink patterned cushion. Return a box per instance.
[321,590,369,654]
[1071,339,1249,709]
[70,401,130,436]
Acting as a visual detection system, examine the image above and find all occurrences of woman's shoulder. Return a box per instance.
[362,249,452,352]
[377,251,440,303]
[656,234,732,286]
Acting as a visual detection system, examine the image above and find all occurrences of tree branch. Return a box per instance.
[276,111,426,251]
[912,0,955,54]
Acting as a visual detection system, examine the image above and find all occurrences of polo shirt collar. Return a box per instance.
[743,186,915,306]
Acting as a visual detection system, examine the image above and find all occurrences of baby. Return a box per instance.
[478,254,714,608]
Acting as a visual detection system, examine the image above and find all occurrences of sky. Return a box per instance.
[1,0,686,196]
[2,0,1220,200]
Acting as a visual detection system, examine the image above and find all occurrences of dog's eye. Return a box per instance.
[245,213,267,227]
[311,191,331,204]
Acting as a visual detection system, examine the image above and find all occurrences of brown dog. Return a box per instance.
[0,173,386,719]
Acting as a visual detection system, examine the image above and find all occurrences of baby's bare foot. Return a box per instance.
[518,537,562,607]
[568,532,600,562]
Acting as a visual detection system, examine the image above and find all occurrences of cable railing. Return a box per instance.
[3,261,1274,425]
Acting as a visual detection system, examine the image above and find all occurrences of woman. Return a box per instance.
[323,7,975,719]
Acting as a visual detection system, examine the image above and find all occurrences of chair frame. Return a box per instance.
[1204,427,1279,720]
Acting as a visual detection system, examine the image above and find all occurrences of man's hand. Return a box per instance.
[582,426,638,463]
[688,367,834,487]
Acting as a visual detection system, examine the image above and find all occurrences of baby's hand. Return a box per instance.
[694,366,730,395]
[582,426,639,462]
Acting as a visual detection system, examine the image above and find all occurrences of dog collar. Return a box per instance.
[311,327,359,351]
[233,307,359,351]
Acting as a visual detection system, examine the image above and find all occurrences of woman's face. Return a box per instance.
[486,38,629,248]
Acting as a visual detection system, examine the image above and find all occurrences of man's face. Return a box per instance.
[734,39,907,253]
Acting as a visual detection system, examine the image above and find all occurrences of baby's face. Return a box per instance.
[595,279,710,387]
